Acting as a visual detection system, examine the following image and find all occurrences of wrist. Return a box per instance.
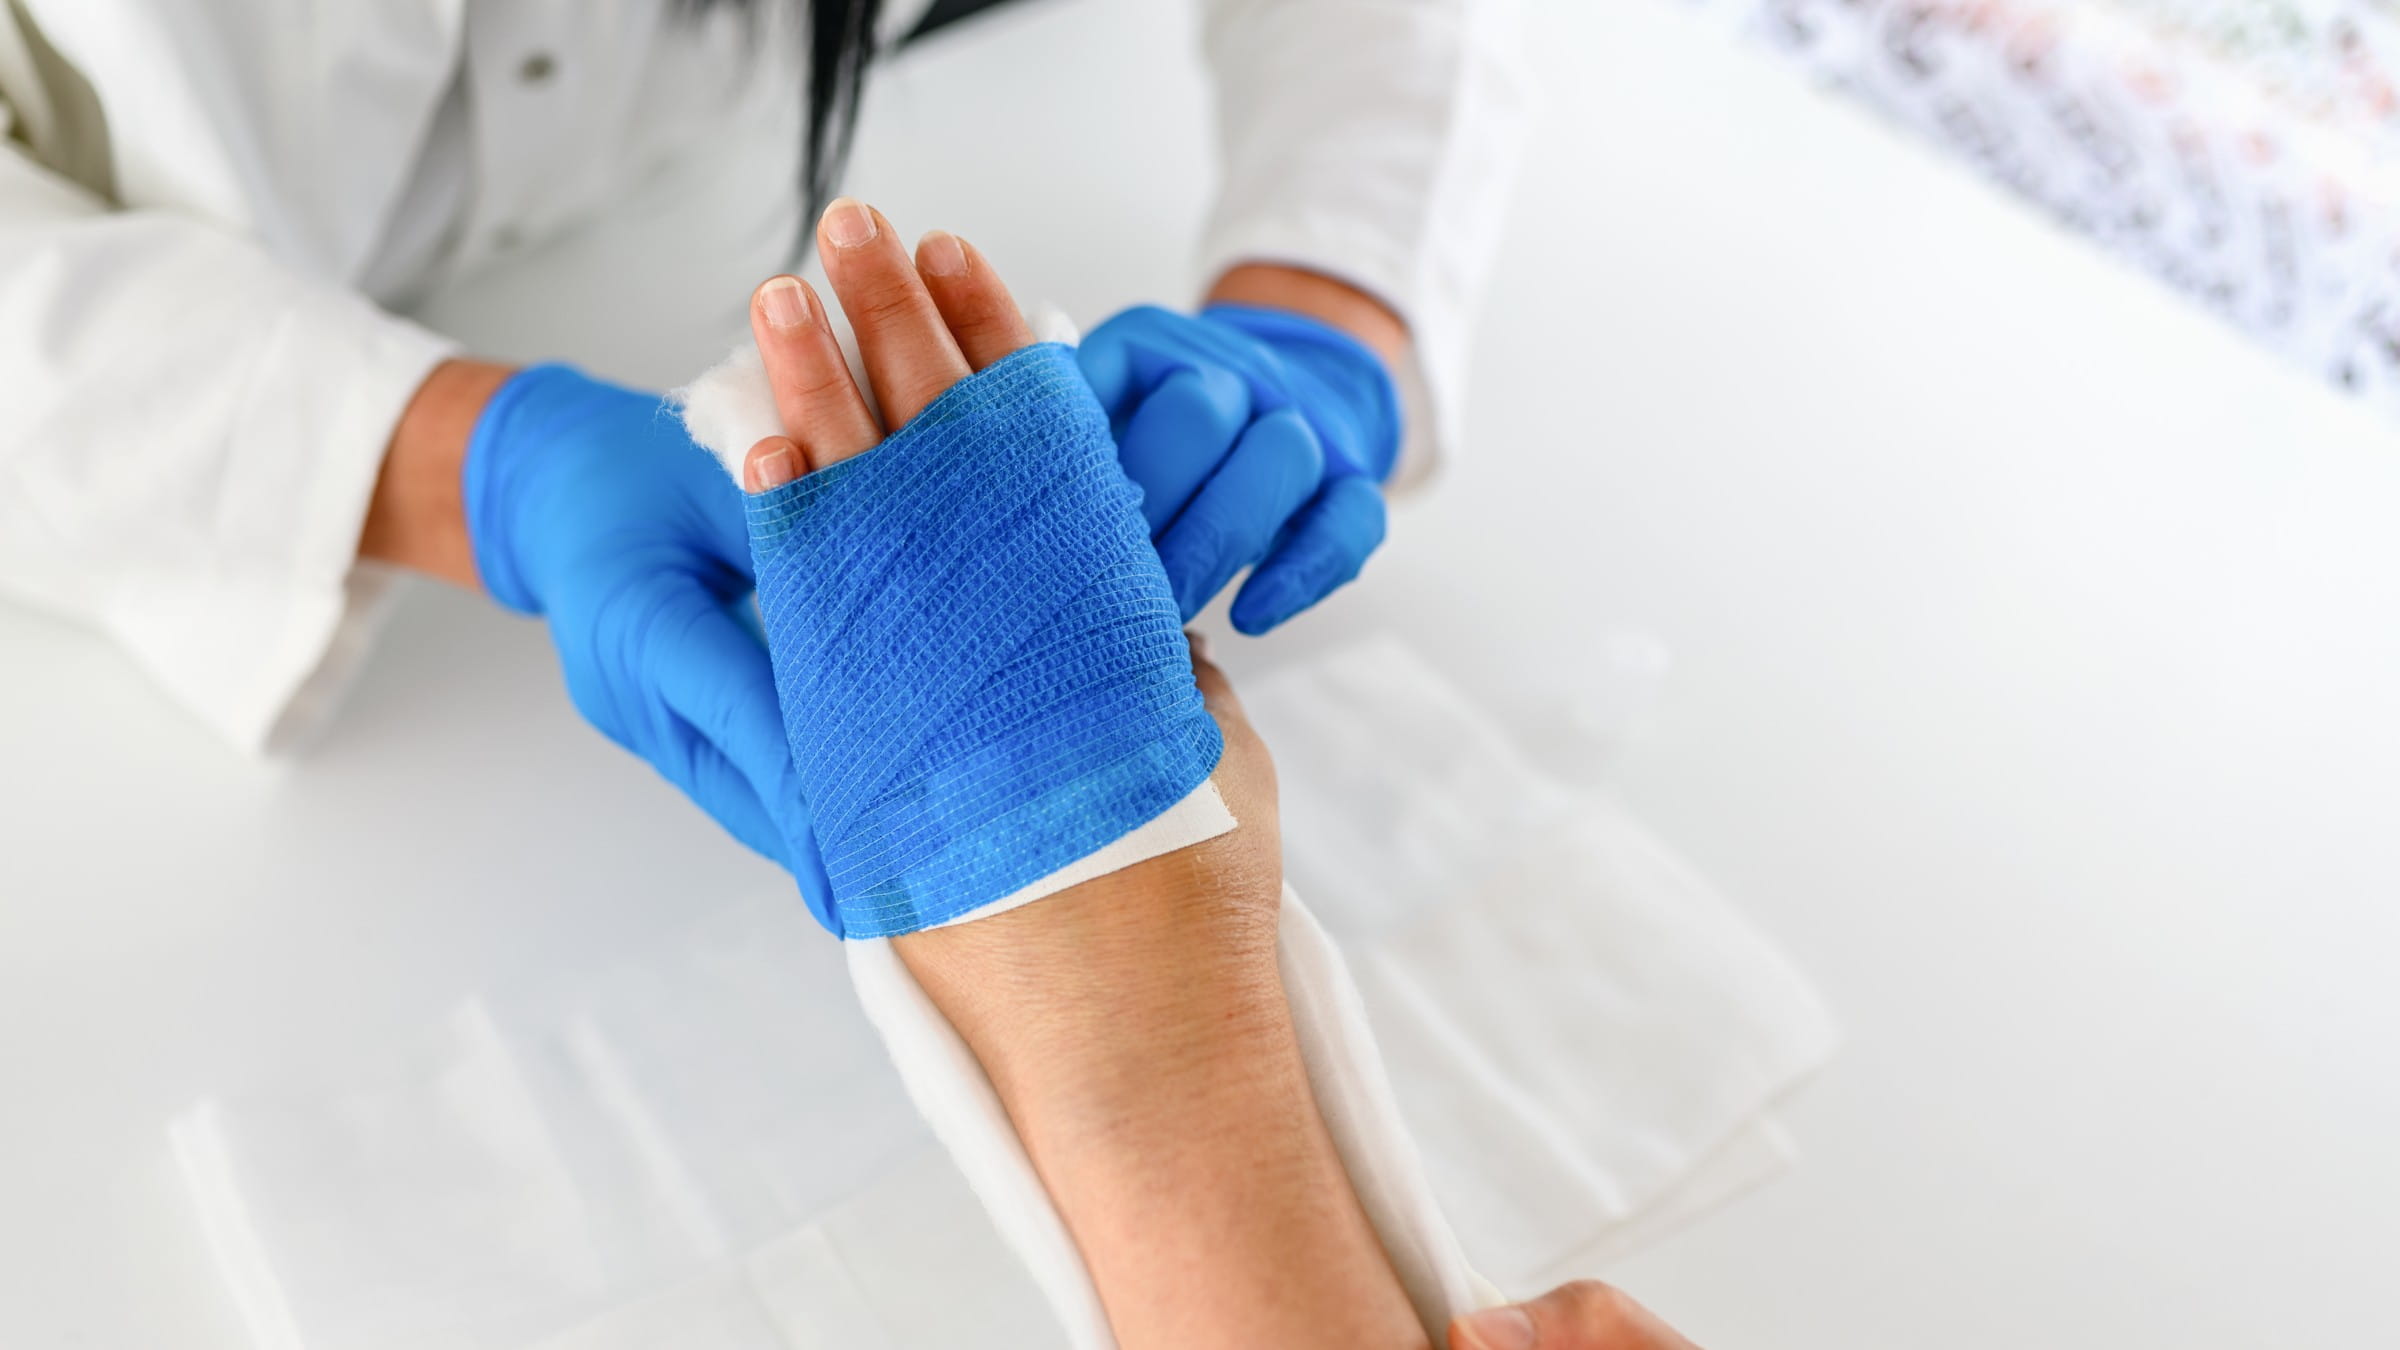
[895,832,1288,1126]
[359,358,515,590]
[1206,262,1409,371]
[1205,301,1405,482]
[1198,275,1407,481]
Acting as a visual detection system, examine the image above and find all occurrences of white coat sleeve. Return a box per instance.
[0,141,457,753]
[1195,0,1531,479]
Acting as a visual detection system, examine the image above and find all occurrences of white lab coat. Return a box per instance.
[0,0,1527,752]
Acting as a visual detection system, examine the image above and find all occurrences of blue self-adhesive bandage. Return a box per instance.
[742,344,1224,939]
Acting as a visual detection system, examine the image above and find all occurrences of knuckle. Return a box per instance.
[958,312,1023,349]
[1198,498,1272,561]
[1261,421,1325,483]
[1195,364,1252,419]
[849,281,932,332]
[1146,369,1206,414]
[1150,365,1245,429]
[944,283,1009,322]
[1558,1280,1638,1333]
[1223,414,1316,501]
[789,366,860,408]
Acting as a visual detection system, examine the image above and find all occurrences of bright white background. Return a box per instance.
[4,0,2398,1345]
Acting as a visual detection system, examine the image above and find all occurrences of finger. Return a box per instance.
[815,197,972,428]
[1073,304,1187,417]
[1118,365,1253,534]
[665,728,837,913]
[678,739,793,868]
[1449,1281,1700,1350]
[1154,409,1323,621]
[915,231,1036,370]
[649,594,813,873]
[678,439,759,583]
[751,274,881,470]
[1226,473,1384,635]
[743,436,803,495]
[1072,311,1142,417]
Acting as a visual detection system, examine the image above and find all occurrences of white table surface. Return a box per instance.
[6,1,2398,1346]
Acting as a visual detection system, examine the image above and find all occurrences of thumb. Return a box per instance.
[1449,1281,1698,1350]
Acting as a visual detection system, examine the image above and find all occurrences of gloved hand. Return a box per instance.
[1075,303,1401,634]
[463,364,825,896]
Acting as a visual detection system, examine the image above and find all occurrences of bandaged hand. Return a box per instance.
[1077,271,1404,634]
[729,197,1287,961]
[730,197,1428,1349]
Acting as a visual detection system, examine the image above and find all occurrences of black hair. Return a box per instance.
[674,0,884,227]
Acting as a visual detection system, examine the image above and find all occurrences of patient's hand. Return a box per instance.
[1451,1281,1703,1350]
[735,197,1427,1349]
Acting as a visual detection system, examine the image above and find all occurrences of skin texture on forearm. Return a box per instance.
[897,835,1431,1350]
[894,660,1429,1350]
[358,357,511,590]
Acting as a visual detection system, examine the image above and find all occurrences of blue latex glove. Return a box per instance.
[463,364,826,898]
[1075,303,1401,634]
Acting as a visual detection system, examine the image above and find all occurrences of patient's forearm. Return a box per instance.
[895,843,1430,1350]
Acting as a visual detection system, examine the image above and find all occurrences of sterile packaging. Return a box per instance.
[1725,0,2400,412]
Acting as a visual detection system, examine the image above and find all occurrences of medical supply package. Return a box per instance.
[1725,0,2400,413]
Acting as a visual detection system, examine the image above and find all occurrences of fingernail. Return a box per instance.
[918,229,968,277]
[759,275,810,330]
[821,196,877,249]
[1457,1306,1537,1350]
[748,440,800,492]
